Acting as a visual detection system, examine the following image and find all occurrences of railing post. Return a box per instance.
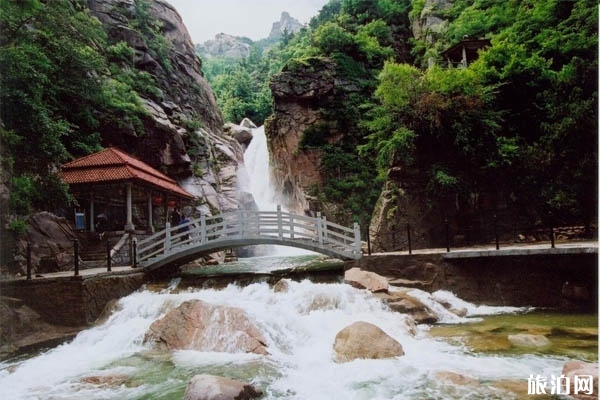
[106,239,112,272]
[26,242,32,280]
[200,215,206,244]
[353,222,361,254]
[407,223,412,255]
[132,237,138,268]
[277,205,283,239]
[290,214,295,239]
[316,212,323,245]
[165,222,171,252]
[322,215,328,244]
[367,229,371,255]
[445,217,450,253]
[550,226,555,248]
[73,239,79,276]
[494,214,500,250]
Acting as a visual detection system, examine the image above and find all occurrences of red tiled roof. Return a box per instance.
[60,147,194,199]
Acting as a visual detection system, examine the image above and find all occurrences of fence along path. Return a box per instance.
[136,206,362,270]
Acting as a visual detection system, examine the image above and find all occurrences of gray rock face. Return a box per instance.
[411,0,453,43]
[87,0,244,215]
[144,300,269,355]
[344,268,389,293]
[183,375,263,400]
[269,12,303,39]
[333,321,404,363]
[196,33,252,59]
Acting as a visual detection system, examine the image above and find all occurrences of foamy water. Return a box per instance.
[0,274,567,400]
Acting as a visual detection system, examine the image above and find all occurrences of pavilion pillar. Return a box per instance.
[90,192,95,232]
[147,193,154,233]
[125,182,135,232]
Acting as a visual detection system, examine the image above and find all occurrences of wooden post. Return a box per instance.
[124,182,134,232]
[353,222,361,254]
[445,217,450,253]
[164,222,171,252]
[106,239,112,272]
[407,223,412,255]
[494,214,500,250]
[147,193,154,233]
[26,242,32,280]
[367,229,371,255]
[316,212,323,245]
[200,214,206,244]
[550,226,555,248]
[322,215,328,244]
[290,214,295,239]
[277,205,283,239]
[73,239,80,276]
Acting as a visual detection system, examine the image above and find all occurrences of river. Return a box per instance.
[0,254,596,399]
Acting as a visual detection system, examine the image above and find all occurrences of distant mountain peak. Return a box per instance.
[269,11,303,39]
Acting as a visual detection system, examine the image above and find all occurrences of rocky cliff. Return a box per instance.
[196,33,252,59]
[265,57,359,215]
[89,0,245,214]
[268,11,304,39]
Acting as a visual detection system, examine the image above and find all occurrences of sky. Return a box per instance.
[168,0,329,44]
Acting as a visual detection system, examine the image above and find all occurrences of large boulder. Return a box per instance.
[344,268,389,293]
[562,360,598,400]
[375,291,439,324]
[144,300,268,355]
[507,334,550,348]
[333,321,404,363]
[183,375,262,400]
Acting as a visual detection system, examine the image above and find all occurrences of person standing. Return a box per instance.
[170,207,181,227]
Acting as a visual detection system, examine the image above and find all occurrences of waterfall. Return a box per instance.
[0,281,562,400]
[240,126,280,211]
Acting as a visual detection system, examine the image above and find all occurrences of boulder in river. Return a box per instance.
[183,374,263,400]
[144,300,268,355]
[562,360,598,400]
[375,291,439,324]
[333,321,404,363]
[507,334,550,348]
[344,268,389,293]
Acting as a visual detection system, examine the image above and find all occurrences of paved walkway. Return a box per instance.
[367,240,598,258]
[3,240,596,283]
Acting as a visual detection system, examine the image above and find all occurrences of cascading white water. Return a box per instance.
[0,281,567,400]
[239,126,280,211]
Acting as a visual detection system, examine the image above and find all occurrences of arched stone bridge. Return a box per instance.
[136,207,362,271]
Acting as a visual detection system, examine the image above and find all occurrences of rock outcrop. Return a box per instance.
[333,321,404,363]
[144,300,268,355]
[196,33,252,59]
[375,291,439,324]
[265,57,358,214]
[410,0,453,44]
[344,268,389,293]
[183,375,263,400]
[88,0,245,215]
[269,12,304,39]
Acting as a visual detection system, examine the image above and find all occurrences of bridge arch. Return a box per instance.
[136,207,362,271]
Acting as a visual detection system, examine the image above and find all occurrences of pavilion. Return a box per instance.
[440,38,491,67]
[60,147,194,233]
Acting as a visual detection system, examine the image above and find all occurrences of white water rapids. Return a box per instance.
[0,273,567,400]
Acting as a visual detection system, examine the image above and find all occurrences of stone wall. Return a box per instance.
[0,272,146,326]
[346,252,597,311]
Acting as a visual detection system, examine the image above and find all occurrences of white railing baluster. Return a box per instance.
[354,222,361,254]
[322,215,328,244]
[277,205,283,239]
[316,212,323,245]
[290,214,294,239]
[238,209,244,238]
[200,214,206,244]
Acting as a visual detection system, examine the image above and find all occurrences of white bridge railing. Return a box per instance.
[136,206,362,267]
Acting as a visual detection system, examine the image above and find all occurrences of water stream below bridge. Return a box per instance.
[0,254,597,400]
